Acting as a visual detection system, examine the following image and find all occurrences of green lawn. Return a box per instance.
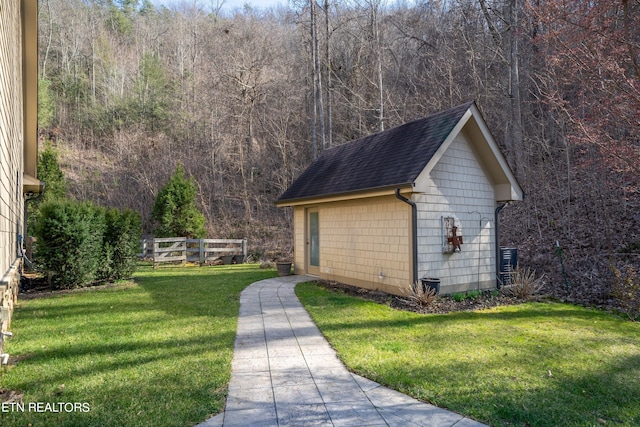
[0,264,276,427]
[296,282,640,427]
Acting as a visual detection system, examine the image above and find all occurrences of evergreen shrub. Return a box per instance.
[103,208,142,280]
[152,164,206,238]
[35,200,105,289]
[34,200,141,289]
[27,143,67,233]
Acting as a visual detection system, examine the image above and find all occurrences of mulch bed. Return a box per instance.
[18,273,133,300]
[314,280,529,315]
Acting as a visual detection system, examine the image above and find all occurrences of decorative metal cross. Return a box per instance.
[448,226,463,251]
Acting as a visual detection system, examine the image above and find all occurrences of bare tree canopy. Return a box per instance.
[38,0,639,304]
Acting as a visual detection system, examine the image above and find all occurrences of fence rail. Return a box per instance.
[140,238,247,267]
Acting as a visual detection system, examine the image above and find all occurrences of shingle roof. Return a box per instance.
[277,101,474,203]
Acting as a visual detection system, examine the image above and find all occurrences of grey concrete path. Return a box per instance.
[197,276,487,427]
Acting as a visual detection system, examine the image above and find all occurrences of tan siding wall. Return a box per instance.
[1,0,24,278]
[294,196,412,296]
[0,0,25,349]
[415,130,496,294]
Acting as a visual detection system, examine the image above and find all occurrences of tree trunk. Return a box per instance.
[508,0,524,180]
[324,0,333,147]
[371,0,384,131]
[310,0,326,157]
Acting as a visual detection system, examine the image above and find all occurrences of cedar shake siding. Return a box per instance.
[292,196,412,295]
[415,129,497,294]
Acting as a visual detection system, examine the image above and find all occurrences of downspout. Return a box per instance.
[495,202,507,288]
[395,189,417,284]
[22,190,44,269]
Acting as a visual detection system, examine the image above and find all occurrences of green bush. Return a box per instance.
[27,143,67,233]
[152,164,206,238]
[35,200,105,289]
[466,289,482,299]
[34,200,141,289]
[452,292,465,302]
[451,290,482,302]
[102,208,142,280]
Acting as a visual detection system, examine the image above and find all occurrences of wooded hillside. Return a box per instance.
[38,0,639,305]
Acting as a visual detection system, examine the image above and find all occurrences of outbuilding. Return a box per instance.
[276,101,523,296]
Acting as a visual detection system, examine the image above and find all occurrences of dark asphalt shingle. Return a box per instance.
[277,101,473,203]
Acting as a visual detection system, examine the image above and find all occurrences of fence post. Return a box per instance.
[199,239,205,265]
[181,237,187,267]
[242,238,247,258]
[153,238,158,269]
[139,238,150,258]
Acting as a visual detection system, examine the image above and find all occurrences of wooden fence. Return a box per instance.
[140,238,247,267]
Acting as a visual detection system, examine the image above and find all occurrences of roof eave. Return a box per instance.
[466,104,524,201]
[23,0,38,182]
[275,183,414,207]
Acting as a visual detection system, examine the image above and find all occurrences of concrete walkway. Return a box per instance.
[197,276,487,427]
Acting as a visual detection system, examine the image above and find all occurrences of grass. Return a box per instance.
[296,282,640,427]
[0,264,276,427]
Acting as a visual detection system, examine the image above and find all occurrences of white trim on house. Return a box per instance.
[414,106,523,202]
[414,109,474,191]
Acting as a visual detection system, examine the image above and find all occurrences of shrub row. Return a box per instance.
[34,199,141,289]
